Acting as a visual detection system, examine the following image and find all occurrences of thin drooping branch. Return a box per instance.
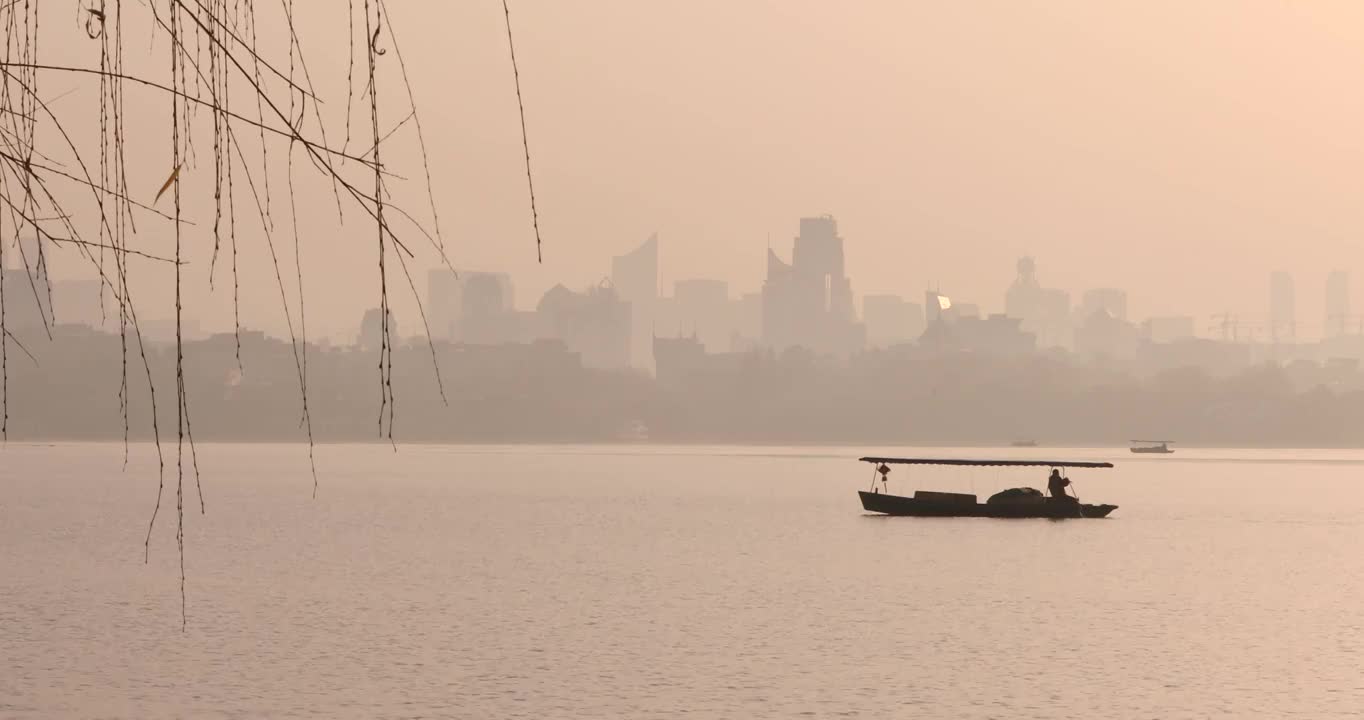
[502,0,542,263]
[0,0,545,629]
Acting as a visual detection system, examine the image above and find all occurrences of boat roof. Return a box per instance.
[860,457,1114,469]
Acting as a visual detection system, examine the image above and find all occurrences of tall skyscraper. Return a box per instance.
[924,290,952,326]
[761,216,864,355]
[1270,271,1295,342]
[1004,257,1071,349]
[610,233,658,369]
[1326,271,1350,337]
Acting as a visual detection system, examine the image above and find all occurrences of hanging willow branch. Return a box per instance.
[0,0,543,628]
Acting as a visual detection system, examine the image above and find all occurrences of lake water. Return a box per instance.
[3,443,1363,718]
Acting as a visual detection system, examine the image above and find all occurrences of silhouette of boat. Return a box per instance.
[857,457,1118,519]
[1129,440,1174,454]
[1010,440,1038,447]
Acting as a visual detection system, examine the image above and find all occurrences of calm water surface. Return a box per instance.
[3,443,1363,718]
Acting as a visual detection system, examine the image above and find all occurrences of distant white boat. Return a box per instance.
[618,419,649,442]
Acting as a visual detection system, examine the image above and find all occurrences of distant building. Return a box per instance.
[459,272,528,344]
[1079,288,1128,323]
[1326,270,1350,337]
[1,267,52,334]
[611,234,658,369]
[358,307,397,350]
[920,313,1035,355]
[1004,257,1071,349]
[425,269,517,342]
[1075,306,1139,361]
[536,282,632,369]
[427,269,461,340]
[953,302,981,320]
[653,334,746,386]
[761,216,865,356]
[924,290,952,327]
[862,294,924,348]
[731,292,763,351]
[1141,315,1195,344]
[673,278,730,351]
[1270,271,1295,342]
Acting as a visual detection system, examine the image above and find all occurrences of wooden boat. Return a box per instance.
[857,457,1118,519]
[1129,440,1174,454]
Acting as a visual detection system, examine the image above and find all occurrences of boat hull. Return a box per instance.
[859,491,1116,519]
[1129,447,1173,454]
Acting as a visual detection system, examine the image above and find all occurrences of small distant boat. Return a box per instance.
[617,419,649,442]
[1010,440,1038,447]
[856,457,1118,519]
[1129,439,1174,454]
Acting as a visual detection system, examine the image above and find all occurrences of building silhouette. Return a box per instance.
[1270,271,1295,342]
[673,278,730,351]
[863,294,924,348]
[425,270,522,344]
[1326,270,1350,337]
[610,233,658,369]
[427,269,460,340]
[358,307,398,350]
[536,282,632,369]
[460,272,527,344]
[924,290,952,326]
[1079,288,1128,322]
[1075,306,1139,361]
[731,292,763,351]
[761,215,864,355]
[1004,257,1071,349]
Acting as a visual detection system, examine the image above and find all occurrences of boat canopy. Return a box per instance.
[860,457,1114,469]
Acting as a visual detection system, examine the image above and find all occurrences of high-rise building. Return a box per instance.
[1270,271,1295,342]
[673,278,730,351]
[863,295,925,347]
[460,272,526,344]
[1004,257,1071,349]
[610,234,658,369]
[1326,271,1350,337]
[761,216,865,355]
[425,270,517,343]
[1079,288,1128,322]
[536,283,632,369]
[358,307,398,350]
[924,290,952,326]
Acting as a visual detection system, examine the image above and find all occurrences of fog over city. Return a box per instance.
[15,2,1364,447]
[29,1,1364,343]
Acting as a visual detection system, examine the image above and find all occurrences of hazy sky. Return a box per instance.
[36,2,1364,341]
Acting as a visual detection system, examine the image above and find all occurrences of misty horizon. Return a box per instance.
[26,1,1364,345]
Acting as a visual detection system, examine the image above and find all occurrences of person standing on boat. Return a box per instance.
[1047,469,1073,501]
